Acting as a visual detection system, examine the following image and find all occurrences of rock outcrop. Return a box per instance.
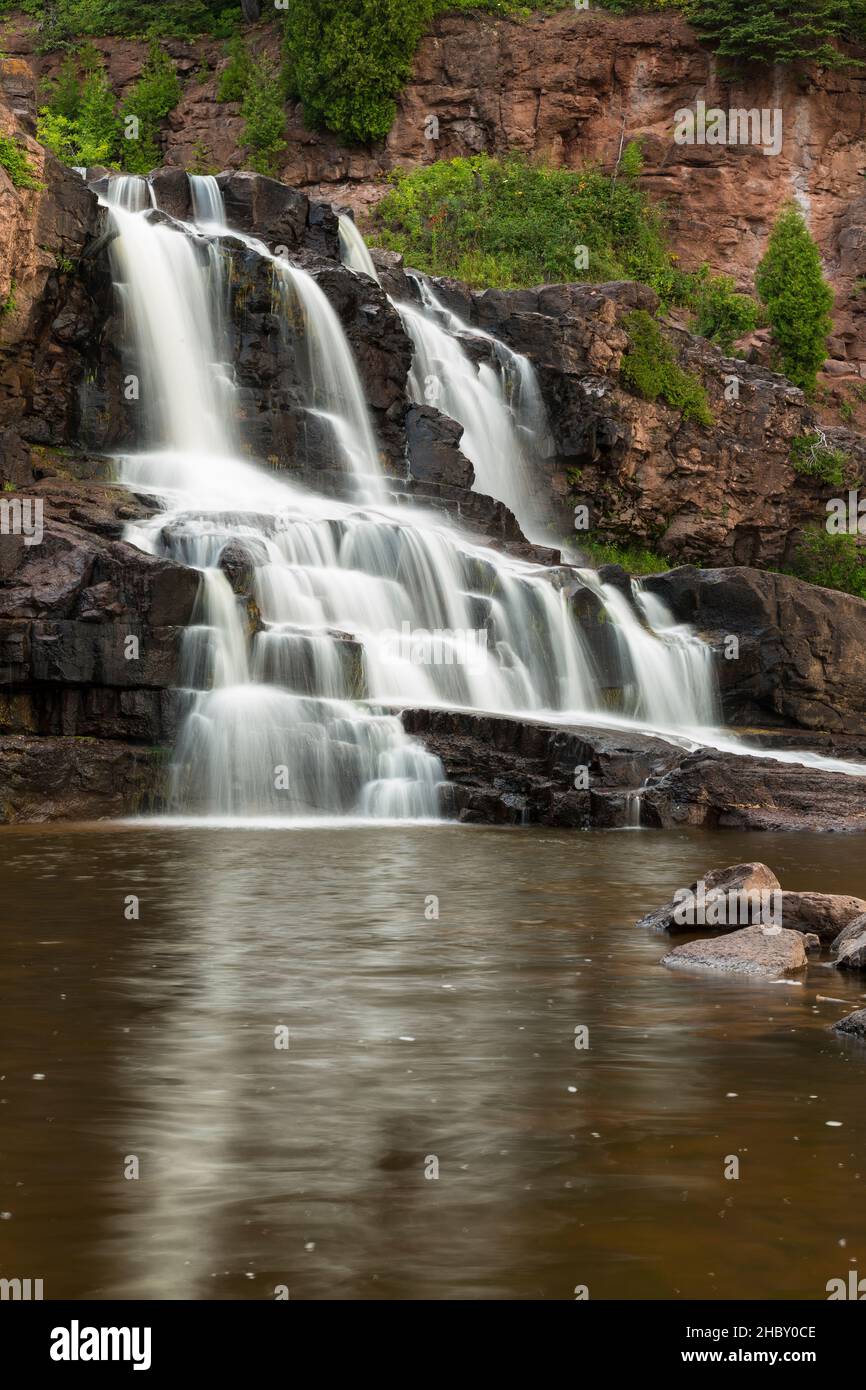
[644,567,866,736]
[433,275,866,572]
[640,746,866,831]
[400,708,866,830]
[6,7,866,381]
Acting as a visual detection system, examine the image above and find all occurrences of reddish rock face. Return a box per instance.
[6,10,866,372]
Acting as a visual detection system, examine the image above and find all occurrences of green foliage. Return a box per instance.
[787,524,866,598]
[189,137,217,174]
[755,203,833,394]
[373,152,681,295]
[620,309,714,425]
[595,0,685,9]
[11,1,245,45]
[120,42,181,173]
[284,0,436,145]
[41,53,84,120]
[217,34,253,102]
[435,0,571,11]
[77,62,120,164]
[577,537,670,575]
[790,431,849,486]
[0,134,40,188]
[686,266,759,353]
[240,54,286,175]
[687,0,864,69]
[38,48,119,167]
[0,281,17,316]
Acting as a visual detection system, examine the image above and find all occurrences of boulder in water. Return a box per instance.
[660,926,807,977]
[831,912,866,954]
[778,892,866,943]
[635,862,781,933]
[833,917,866,972]
[831,1008,866,1041]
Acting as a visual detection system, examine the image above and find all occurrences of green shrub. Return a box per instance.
[0,281,17,316]
[373,152,681,294]
[37,108,80,163]
[241,54,286,175]
[619,309,714,425]
[40,53,84,120]
[37,45,121,167]
[790,431,849,487]
[755,203,833,393]
[0,134,40,188]
[436,0,571,11]
[687,266,759,353]
[687,0,863,69]
[577,537,670,575]
[217,34,253,102]
[787,525,866,598]
[120,42,181,174]
[13,1,245,44]
[77,62,119,164]
[284,0,436,145]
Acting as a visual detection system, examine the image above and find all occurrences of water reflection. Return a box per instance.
[1,825,865,1300]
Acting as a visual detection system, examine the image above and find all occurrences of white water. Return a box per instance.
[100,178,862,822]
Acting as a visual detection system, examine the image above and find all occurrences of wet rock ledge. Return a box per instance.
[400,709,866,831]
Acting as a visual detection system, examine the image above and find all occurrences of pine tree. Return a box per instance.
[755,204,833,393]
[688,0,860,68]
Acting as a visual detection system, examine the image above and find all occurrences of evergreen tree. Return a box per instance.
[688,0,861,68]
[284,0,435,144]
[755,204,833,393]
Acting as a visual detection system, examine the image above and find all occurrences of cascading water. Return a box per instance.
[101,177,861,824]
[338,216,720,729]
[339,213,554,540]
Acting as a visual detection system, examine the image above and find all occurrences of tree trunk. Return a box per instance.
[240,0,261,22]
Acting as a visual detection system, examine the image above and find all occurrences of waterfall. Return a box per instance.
[339,219,720,731]
[98,173,758,822]
[338,213,380,282]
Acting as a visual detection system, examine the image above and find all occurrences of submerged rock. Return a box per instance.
[660,926,807,977]
[831,1009,866,1041]
[635,861,781,933]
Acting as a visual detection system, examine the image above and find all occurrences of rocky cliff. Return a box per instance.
[4,6,866,384]
[1,60,866,824]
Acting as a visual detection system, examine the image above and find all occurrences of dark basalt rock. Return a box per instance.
[0,734,168,822]
[216,170,340,260]
[832,1008,866,1040]
[0,478,199,753]
[148,166,192,221]
[399,707,682,826]
[641,747,866,832]
[404,404,474,489]
[644,566,866,737]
